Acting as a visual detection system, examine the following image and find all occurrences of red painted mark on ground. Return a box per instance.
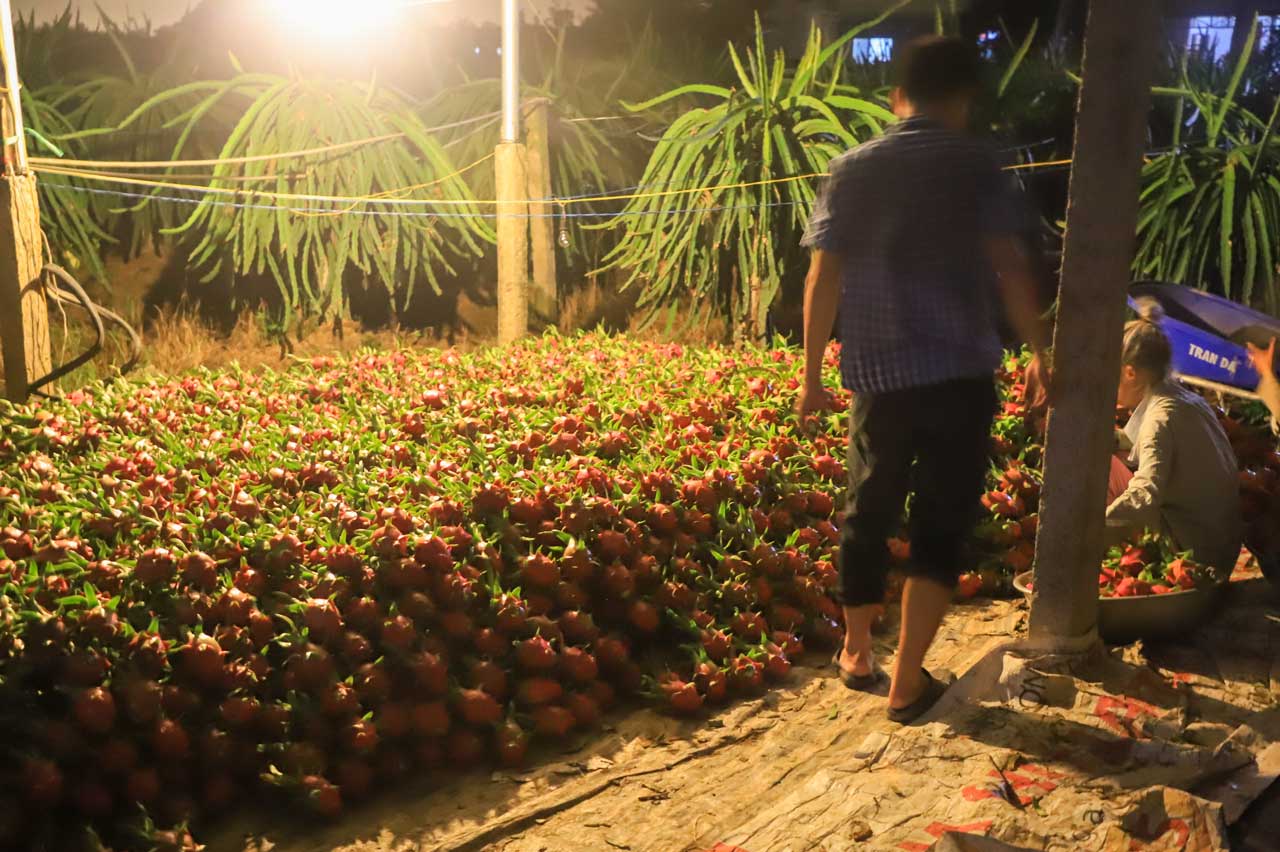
[963,785,1001,802]
[1020,763,1067,782]
[897,819,994,850]
[962,786,1036,806]
[960,765,1062,804]
[1095,695,1161,738]
[1001,770,1059,793]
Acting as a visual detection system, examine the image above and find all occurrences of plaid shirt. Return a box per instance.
[803,116,1025,393]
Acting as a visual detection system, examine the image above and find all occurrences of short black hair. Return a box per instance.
[894,36,984,104]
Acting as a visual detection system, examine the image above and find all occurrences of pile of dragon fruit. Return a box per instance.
[0,335,1264,850]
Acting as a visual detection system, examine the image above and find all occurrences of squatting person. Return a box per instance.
[1104,303,1242,574]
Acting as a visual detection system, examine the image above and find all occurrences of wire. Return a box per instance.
[288,152,497,218]
[535,143,1071,203]
[542,180,668,202]
[64,168,309,184]
[41,180,807,221]
[443,116,501,147]
[34,163,828,207]
[33,157,497,207]
[535,150,1075,202]
[1001,136,1058,153]
[37,106,993,171]
[27,111,504,172]
[1006,158,1073,172]
[34,154,1078,211]
[29,133,406,171]
[372,152,496,197]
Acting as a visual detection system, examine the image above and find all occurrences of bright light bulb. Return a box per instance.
[268,0,399,40]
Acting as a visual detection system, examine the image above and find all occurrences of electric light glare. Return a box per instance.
[268,0,399,40]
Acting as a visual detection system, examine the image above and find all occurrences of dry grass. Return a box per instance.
[3,301,732,401]
[559,277,732,345]
[135,288,731,376]
[2,308,461,398]
[141,310,465,375]
[2,274,736,400]
[1,241,749,402]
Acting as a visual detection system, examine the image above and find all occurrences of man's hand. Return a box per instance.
[1022,353,1052,415]
[987,235,1052,359]
[1247,337,1276,381]
[798,248,843,426]
[796,381,827,420]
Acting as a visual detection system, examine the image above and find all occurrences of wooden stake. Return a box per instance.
[1029,0,1161,650]
[0,172,49,402]
[525,98,557,330]
[495,141,530,346]
[0,0,48,404]
[0,0,26,174]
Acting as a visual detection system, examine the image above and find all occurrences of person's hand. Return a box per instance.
[796,381,826,421]
[1022,353,1052,414]
[1247,338,1276,382]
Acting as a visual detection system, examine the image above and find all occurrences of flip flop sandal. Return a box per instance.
[887,668,952,725]
[831,651,885,692]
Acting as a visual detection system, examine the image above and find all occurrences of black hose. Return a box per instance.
[25,264,105,395]
[20,264,142,399]
[81,299,141,375]
[44,288,143,378]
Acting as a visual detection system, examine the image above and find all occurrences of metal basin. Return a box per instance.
[1013,572,1225,645]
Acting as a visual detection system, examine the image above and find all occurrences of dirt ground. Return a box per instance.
[207,564,1280,852]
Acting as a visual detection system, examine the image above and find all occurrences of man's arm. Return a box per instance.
[987,235,1053,413]
[987,235,1050,355]
[798,249,843,418]
[1247,339,1280,432]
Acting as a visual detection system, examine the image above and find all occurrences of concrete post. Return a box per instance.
[1029,0,1161,650]
[524,98,557,330]
[495,142,529,346]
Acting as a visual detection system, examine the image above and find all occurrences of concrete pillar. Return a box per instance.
[1029,0,1162,650]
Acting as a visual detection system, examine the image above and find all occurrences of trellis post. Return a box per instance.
[496,0,529,346]
[1029,0,1161,649]
[0,0,49,403]
[525,97,557,330]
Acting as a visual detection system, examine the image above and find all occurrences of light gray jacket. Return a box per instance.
[1106,381,1242,574]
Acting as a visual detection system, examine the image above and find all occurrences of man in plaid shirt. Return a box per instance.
[798,36,1050,724]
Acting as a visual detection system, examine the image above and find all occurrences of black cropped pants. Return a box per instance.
[837,376,997,607]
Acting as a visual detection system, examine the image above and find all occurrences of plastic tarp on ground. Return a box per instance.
[1128,283,1280,394]
[723,643,1280,852]
[216,567,1280,852]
